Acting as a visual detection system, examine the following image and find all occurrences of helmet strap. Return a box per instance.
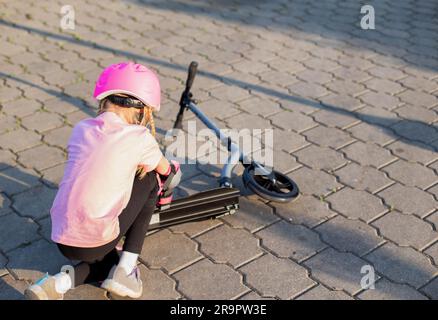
[107,95,145,109]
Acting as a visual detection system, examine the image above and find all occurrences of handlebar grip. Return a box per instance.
[185,61,198,92]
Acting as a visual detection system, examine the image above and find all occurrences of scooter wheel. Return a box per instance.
[242,166,299,203]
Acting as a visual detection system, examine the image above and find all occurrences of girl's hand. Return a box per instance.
[156,160,181,207]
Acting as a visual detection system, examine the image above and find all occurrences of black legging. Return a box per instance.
[57,171,159,287]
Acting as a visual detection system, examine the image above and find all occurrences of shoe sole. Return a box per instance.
[101,279,142,299]
[24,285,49,300]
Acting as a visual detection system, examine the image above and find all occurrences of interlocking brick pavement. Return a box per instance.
[0,0,437,300]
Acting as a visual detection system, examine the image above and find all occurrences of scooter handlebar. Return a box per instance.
[185,61,198,92]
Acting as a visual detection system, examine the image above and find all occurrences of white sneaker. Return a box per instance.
[101,265,143,299]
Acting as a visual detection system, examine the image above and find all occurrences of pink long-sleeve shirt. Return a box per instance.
[50,111,163,248]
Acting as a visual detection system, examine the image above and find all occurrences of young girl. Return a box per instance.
[24,62,181,300]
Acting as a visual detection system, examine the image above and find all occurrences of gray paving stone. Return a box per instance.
[1,98,41,118]
[191,98,241,121]
[18,144,66,172]
[295,145,346,171]
[257,220,326,262]
[320,94,364,112]
[382,160,437,189]
[424,242,438,267]
[386,140,438,165]
[359,91,401,110]
[258,71,298,89]
[391,121,438,144]
[169,219,223,238]
[326,187,388,222]
[131,265,181,300]
[0,213,40,252]
[303,248,372,295]
[0,86,22,104]
[140,229,203,274]
[296,69,333,85]
[397,89,437,108]
[0,128,42,153]
[335,163,393,193]
[288,166,342,196]
[277,98,317,115]
[20,111,64,133]
[233,60,271,75]
[173,174,219,197]
[11,184,57,220]
[303,57,340,72]
[173,258,248,300]
[269,150,303,174]
[65,285,109,300]
[372,212,438,250]
[65,109,92,126]
[209,85,250,103]
[0,252,7,277]
[287,81,329,99]
[0,113,19,135]
[225,113,272,131]
[347,122,395,146]
[367,66,406,81]
[325,80,367,97]
[269,111,317,133]
[342,141,396,168]
[221,197,278,233]
[0,165,42,196]
[0,275,27,300]
[7,239,71,282]
[332,66,371,83]
[364,78,404,95]
[238,291,275,300]
[358,278,428,300]
[36,215,51,242]
[0,192,13,217]
[395,105,438,124]
[43,126,72,149]
[335,55,375,71]
[357,106,401,128]
[421,277,438,299]
[430,161,438,173]
[316,216,384,256]
[398,76,438,93]
[43,97,84,115]
[196,224,263,267]
[378,183,437,218]
[0,149,16,171]
[296,285,353,300]
[240,254,315,299]
[365,243,437,288]
[312,109,360,129]
[274,195,336,228]
[41,162,66,188]
[272,129,309,153]
[268,59,305,74]
[303,125,355,149]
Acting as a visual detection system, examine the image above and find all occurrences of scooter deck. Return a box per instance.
[149,187,240,230]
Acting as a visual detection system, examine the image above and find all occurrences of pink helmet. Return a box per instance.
[93,62,161,111]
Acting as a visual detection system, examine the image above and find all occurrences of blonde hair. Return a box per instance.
[98,98,156,180]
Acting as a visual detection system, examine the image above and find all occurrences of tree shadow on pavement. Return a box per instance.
[263,204,437,299]
[128,0,438,73]
[0,72,96,117]
[0,163,73,299]
[0,19,437,154]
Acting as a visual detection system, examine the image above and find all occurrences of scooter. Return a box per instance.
[148,62,299,230]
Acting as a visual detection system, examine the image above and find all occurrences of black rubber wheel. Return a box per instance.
[242,166,299,203]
